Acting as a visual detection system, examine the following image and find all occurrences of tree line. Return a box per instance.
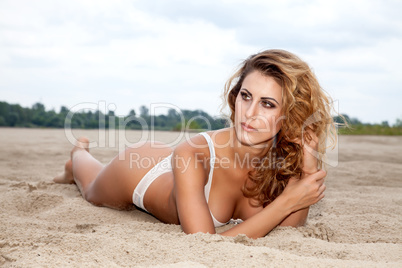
[1,101,401,135]
[333,114,402,135]
[0,101,227,131]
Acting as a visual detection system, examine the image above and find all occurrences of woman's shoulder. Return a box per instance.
[173,131,213,157]
[173,128,231,157]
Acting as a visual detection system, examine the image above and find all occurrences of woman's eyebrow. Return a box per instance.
[261,97,279,105]
[241,88,280,105]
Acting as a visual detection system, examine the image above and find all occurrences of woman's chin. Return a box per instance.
[235,129,274,148]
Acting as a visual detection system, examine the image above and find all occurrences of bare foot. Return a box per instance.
[53,159,74,184]
[70,137,90,159]
[54,137,90,184]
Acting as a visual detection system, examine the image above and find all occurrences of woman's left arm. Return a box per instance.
[220,170,326,238]
[279,207,309,227]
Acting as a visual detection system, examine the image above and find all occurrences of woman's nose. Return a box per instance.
[245,101,258,119]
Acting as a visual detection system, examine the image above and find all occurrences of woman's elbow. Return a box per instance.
[279,207,309,227]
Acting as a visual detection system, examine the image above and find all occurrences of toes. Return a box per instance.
[76,137,90,152]
[77,137,90,145]
[53,173,74,184]
[53,174,65,183]
[54,160,74,184]
[70,137,90,158]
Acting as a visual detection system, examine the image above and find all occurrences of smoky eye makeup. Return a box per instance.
[240,91,251,100]
[261,100,275,108]
[240,89,277,108]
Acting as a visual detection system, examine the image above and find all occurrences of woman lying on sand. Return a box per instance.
[54,49,336,239]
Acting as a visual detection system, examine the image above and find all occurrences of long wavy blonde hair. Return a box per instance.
[221,49,337,207]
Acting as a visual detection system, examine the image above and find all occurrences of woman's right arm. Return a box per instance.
[172,136,326,238]
[172,137,217,235]
[220,170,326,239]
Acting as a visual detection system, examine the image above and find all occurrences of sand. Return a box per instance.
[0,128,401,267]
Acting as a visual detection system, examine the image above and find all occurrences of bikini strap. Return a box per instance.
[198,132,215,203]
[199,132,228,227]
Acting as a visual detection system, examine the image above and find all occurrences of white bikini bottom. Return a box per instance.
[132,154,172,213]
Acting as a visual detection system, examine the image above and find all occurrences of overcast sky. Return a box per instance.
[1,0,401,124]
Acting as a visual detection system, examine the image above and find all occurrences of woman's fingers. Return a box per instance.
[309,178,326,204]
[318,182,326,196]
[283,170,327,212]
[305,171,326,204]
[317,191,325,202]
[308,169,327,182]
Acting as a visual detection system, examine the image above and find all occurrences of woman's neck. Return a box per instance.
[227,127,273,169]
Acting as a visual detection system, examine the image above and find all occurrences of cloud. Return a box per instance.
[0,0,401,123]
[133,0,402,51]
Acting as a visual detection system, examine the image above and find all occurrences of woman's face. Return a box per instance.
[234,70,283,147]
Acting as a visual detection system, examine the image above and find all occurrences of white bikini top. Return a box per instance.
[199,132,229,227]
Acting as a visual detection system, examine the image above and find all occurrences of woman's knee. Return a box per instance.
[83,182,104,207]
[83,160,135,208]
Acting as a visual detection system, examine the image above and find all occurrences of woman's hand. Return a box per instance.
[281,170,326,213]
[221,170,326,238]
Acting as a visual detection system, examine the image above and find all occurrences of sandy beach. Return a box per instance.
[0,128,401,267]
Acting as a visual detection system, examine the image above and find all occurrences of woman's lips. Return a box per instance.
[241,122,257,132]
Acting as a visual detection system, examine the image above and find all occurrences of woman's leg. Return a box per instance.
[54,138,135,209]
[54,137,173,210]
[54,138,102,195]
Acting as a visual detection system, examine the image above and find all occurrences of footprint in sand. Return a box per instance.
[16,192,64,214]
[299,223,335,242]
[74,223,98,234]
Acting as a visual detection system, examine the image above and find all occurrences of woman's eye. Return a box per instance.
[241,92,251,100]
[261,101,274,108]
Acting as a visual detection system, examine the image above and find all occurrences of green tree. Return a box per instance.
[8,112,19,126]
[381,121,389,127]
[0,116,6,126]
[394,118,402,128]
[129,109,136,116]
[139,106,149,117]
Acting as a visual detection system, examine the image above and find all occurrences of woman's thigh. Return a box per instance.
[86,142,173,209]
